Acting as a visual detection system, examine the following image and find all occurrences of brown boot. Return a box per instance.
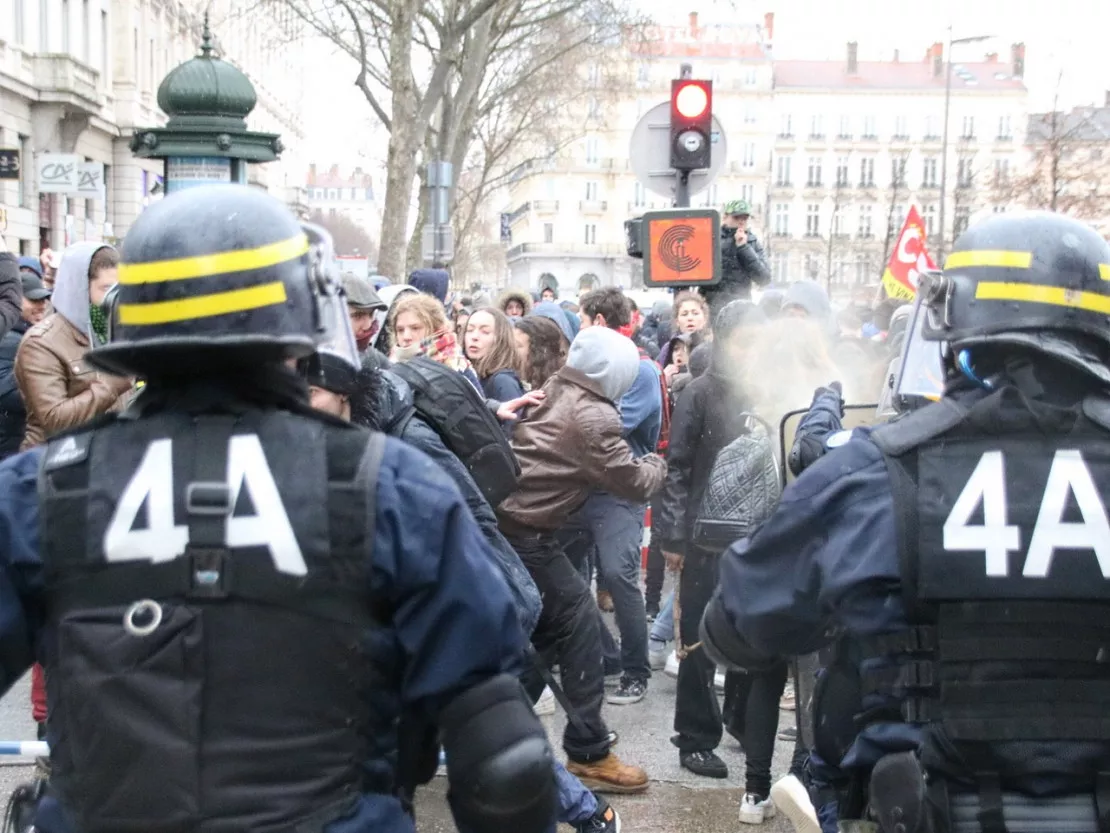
[596,589,615,612]
[566,753,649,794]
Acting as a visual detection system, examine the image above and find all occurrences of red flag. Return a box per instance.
[881,205,937,301]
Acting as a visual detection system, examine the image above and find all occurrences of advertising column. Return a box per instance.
[165,157,233,193]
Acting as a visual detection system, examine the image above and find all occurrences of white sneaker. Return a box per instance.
[664,650,680,678]
[770,774,820,833]
[739,792,777,825]
[649,639,670,670]
[533,686,556,716]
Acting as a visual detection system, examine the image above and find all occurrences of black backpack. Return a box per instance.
[692,414,782,549]
[389,356,521,507]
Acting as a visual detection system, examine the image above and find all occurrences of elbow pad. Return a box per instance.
[700,594,781,674]
[440,673,556,833]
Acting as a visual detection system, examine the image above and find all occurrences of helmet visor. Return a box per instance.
[895,286,945,404]
[301,222,361,371]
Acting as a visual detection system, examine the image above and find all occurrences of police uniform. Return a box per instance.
[0,185,555,833]
[701,212,1110,833]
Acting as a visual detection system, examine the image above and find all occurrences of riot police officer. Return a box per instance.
[0,184,555,833]
[701,211,1110,833]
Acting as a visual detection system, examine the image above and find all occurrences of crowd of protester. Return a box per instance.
[0,235,913,833]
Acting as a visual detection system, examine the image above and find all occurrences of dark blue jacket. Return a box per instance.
[481,369,526,439]
[716,427,923,774]
[0,437,526,833]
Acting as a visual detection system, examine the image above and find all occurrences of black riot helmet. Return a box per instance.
[920,211,1110,385]
[89,184,357,378]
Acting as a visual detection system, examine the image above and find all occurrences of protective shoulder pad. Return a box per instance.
[1082,395,1110,432]
[870,397,968,457]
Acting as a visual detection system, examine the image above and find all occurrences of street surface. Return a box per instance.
[0,666,796,832]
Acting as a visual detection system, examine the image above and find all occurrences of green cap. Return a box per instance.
[724,199,751,216]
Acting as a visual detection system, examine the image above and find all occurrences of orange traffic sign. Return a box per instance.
[642,209,722,287]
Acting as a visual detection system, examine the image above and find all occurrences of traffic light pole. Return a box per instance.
[674,171,690,208]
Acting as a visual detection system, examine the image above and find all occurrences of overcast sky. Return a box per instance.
[303,0,1110,169]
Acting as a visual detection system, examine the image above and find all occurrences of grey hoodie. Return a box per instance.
[54,241,114,341]
[566,326,640,403]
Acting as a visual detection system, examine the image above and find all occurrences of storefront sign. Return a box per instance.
[0,150,20,181]
[77,162,106,201]
[37,154,81,193]
[165,157,232,192]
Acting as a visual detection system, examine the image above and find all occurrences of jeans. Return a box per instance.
[741,661,789,797]
[644,498,665,613]
[559,492,650,682]
[649,590,675,644]
[507,531,611,763]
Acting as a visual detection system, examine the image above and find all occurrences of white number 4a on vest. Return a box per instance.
[102,436,307,576]
[943,449,1110,578]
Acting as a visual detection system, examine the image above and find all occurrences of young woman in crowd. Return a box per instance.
[389,291,481,389]
[464,307,526,432]
[513,315,569,391]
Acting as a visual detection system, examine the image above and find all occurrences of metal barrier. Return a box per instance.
[0,742,48,757]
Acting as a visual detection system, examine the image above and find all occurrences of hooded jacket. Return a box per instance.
[497,288,533,318]
[0,254,23,342]
[408,268,449,304]
[496,327,666,534]
[14,242,131,450]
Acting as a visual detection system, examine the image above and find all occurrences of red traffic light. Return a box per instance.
[674,82,709,119]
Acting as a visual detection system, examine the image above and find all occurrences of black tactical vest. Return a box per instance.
[869,391,1110,818]
[38,408,387,833]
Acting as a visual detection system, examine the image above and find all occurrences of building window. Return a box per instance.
[744,68,757,87]
[891,156,906,187]
[772,251,790,281]
[835,156,849,187]
[587,97,601,120]
[957,156,974,188]
[993,157,1010,184]
[858,204,873,238]
[924,115,938,139]
[62,0,71,52]
[543,223,554,244]
[997,115,1012,140]
[778,114,793,138]
[838,115,851,139]
[806,156,822,187]
[740,183,754,205]
[636,64,650,86]
[701,183,719,207]
[862,115,877,138]
[743,106,757,126]
[18,134,30,208]
[584,224,597,245]
[855,258,872,285]
[859,157,875,187]
[893,115,909,138]
[39,0,48,49]
[775,156,792,186]
[584,180,598,201]
[992,204,1007,214]
[584,136,599,165]
[773,203,790,236]
[891,204,907,235]
[327,188,338,200]
[953,206,971,236]
[961,115,976,139]
[809,115,824,138]
[831,208,842,237]
[922,156,938,187]
[14,0,25,44]
[101,10,109,74]
[82,0,90,61]
[633,181,645,207]
[742,142,756,169]
[805,203,821,237]
[923,204,937,237]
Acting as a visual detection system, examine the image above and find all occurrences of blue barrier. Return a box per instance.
[0,741,48,757]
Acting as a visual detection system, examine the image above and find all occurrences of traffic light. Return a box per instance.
[670,79,712,171]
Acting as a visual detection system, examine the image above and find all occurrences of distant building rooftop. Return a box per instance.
[307,164,374,190]
[774,60,1026,92]
[1026,106,1110,142]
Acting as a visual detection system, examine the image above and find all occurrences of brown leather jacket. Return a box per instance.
[14,313,131,450]
[497,366,667,534]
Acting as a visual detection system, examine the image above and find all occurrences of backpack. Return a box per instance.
[639,350,671,453]
[692,414,782,549]
[390,356,521,507]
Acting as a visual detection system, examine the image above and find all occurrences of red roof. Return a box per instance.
[774,60,1026,92]
[307,165,374,188]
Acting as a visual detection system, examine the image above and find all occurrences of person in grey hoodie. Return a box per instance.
[14,241,132,451]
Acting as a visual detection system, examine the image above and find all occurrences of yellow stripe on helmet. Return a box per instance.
[118,234,309,285]
[1100,264,1110,281]
[118,281,289,325]
[945,250,1033,270]
[974,281,1110,315]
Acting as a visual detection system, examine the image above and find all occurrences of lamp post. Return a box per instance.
[938,28,993,259]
